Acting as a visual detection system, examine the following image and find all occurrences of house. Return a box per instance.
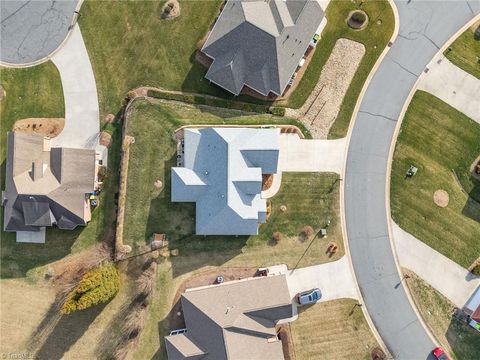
[171,127,280,235]
[201,0,325,96]
[464,285,480,331]
[2,132,96,243]
[165,274,294,360]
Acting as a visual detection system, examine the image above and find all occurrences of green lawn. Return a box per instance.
[404,269,480,360]
[0,63,120,279]
[124,100,344,359]
[284,0,395,138]
[391,91,480,269]
[445,25,480,79]
[79,0,394,139]
[290,299,379,360]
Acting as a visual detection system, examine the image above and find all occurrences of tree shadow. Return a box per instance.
[462,175,480,223]
[32,303,107,360]
[445,314,480,359]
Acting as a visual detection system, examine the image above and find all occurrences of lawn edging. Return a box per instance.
[384,14,480,356]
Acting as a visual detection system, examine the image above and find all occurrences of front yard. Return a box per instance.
[404,269,480,360]
[123,99,344,358]
[290,299,380,360]
[391,91,480,269]
[444,22,480,79]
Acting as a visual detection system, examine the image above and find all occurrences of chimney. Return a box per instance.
[31,160,44,181]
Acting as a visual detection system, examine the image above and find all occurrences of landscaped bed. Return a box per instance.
[391,91,480,269]
[403,269,480,360]
[123,99,344,358]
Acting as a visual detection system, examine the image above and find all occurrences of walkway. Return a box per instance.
[393,222,480,308]
[267,256,359,303]
[50,25,106,159]
[418,56,480,123]
[0,0,78,65]
[344,1,480,359]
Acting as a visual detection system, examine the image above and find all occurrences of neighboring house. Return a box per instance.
[171,127,280,235]
[464,285,480,331]
[201,0,325,96]
[165,274,294,360]
[2,132,96,243]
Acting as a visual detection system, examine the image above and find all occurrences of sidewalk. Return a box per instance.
[392,222,480,308]
[50,25,106,160]
[267,256,359,303]
[418,56,480,124]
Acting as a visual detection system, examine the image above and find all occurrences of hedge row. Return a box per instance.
[146,90,286,116]
[62,263,120,314]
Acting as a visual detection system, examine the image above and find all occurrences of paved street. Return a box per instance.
[344,1,480,359]
[418,56,480,123]
[0,0,78,65]
[393,222,480,308]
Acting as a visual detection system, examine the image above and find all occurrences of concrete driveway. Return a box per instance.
[344,1,480,359]
[0,0,78,65]
[50,25,105,159]
[267,256,358,303]
[393,222,480,309]
[418,56,480,124]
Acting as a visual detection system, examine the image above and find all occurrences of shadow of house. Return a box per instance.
[445,316,480,359]
[462,175,480,223]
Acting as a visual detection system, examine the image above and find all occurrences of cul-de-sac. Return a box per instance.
[0,1,479,359]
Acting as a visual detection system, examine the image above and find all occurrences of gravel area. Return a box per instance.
[291,38,365,139]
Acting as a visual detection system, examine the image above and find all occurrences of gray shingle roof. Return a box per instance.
[165,275,292,360]
[171,128,280,235]
[3,132,95,232]
[202,0,324,96]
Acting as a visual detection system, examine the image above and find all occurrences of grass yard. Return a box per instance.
[79,0,229,116]
[284,0,395,138]
[79,0,394,139]
[0,64,121,279]
[391,91,480,269]
[444,23,480,79]
[123,100,344,358]
[290,299,380,360]
[404,269,480,360]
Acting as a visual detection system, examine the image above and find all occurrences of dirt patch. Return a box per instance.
[154,179,163,189]
[278,324,296,360]
[262,174,273,191]
[433,189,449,208]
[13,117,64,138]
[292,38,365,139]
[168,267,257,329]
[105,113,115,123]
[100,131,112,147]
[161,0,180,20]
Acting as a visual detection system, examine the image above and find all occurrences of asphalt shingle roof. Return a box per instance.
[202,0,324,96]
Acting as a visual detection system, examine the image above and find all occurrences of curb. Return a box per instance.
[385,13,480,355]
[339,0,399,357]
[0,0,84,69]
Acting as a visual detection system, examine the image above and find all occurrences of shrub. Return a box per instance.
[269,106,286,116]
[302,225,314,238]
[272,231,283,243]
[351,11,367,24]
[61,263,120,314]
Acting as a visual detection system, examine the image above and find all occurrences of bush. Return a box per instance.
[269,106,286,116]
[272,231,283,243]
[61,263,120,314]
[351,11,367,24]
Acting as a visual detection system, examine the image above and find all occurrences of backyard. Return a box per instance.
[404,269,480,360]
[290,299,380,360]
[390,91,480,269]
[444,22,480,79]
[79,0,394,139]
[123,99,344,358]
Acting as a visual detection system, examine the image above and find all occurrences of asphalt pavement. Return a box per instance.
[1,0,78,65]
[344,1,480,359]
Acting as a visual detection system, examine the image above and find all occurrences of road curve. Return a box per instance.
[344,1,480,359]
[0,0,78,66]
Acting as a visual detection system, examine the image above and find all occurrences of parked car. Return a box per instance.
[432,347,449,360]
[296,288,321,305]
